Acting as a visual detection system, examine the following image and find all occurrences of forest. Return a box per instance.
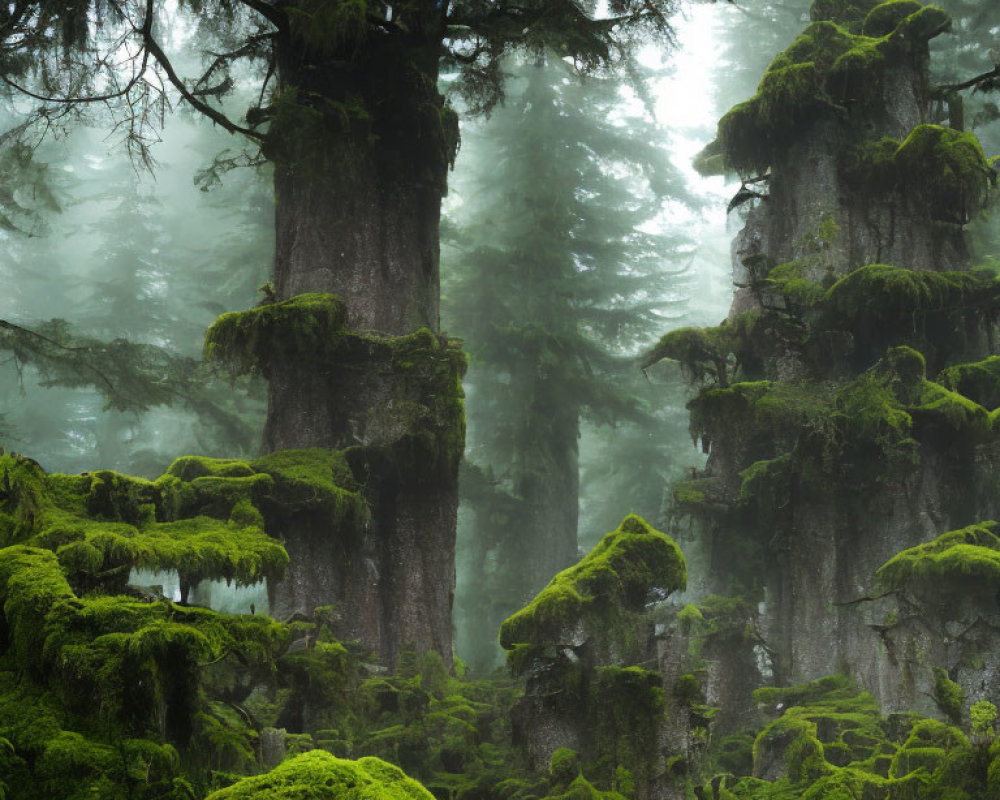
[0,0,999,798]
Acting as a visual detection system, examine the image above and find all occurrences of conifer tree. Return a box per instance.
[444,54,691,669]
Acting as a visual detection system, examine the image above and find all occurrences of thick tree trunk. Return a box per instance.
[261,22,463,668]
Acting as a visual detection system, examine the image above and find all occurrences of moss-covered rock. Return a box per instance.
[877,520,1000,595]
[498,515,685,651]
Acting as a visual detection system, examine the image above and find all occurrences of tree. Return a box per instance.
[0,0,678,666]
[444,54,691,669]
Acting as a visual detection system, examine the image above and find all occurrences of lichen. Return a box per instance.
[498,514,686,651]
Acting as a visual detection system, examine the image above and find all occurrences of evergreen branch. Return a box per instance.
[934,65,1000,95]
[141,32,263,142]
[0,0,153,105]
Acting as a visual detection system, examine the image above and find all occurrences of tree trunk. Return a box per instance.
[261,22,463,669]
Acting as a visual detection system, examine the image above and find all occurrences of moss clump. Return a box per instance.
[877,521,1000,595]
[716,6,950,175]
[643,326,735,386]
[932,667,965,725]
[204,750,435,799]
[937,356,1000,410]
[204,293,348,377]
[252,448,367,525]
[862,0,924,35]
[810,0,882,28]
[823,265,1000,328]
[498,515,685,650]
[849,125,994,223]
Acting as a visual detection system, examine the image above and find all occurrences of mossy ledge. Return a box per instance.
[204,293,348,377]
[499,514,685,651]
[877,520,1000,595]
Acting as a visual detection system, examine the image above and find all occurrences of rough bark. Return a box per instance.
[258,22,463,668]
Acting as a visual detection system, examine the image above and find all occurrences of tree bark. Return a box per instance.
[262,21,463,669]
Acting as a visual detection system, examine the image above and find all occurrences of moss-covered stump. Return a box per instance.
[500,515,685,799]
[500,514,686,657]
[207,294,466,668]
[204,750,435,799]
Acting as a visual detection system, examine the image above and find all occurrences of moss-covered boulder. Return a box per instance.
[204,750,435,799]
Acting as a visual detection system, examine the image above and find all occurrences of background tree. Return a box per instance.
[444,54,694,670]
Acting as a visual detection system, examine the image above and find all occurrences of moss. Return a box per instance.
[715,7,950,175]
[753,675,860,709]
[498,514,686,650]
[251,448,366,524]
[932,667,965,725]
[822,265,1000,329]
[849,125,994,223]
[937,356,1000,410]
[204,293,348,377]
[877,521,1000,595]
[765,260,827,308]
[810,0,882,28]
[862,0,923,35]
[204,750,436,799]
[889,719,969,778]
[549,747,581,788]
[642,326,735,386]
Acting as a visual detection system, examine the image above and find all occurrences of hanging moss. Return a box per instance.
[204,750,435,799]
[876,521,1000,595]
[498,515,686,651]
[931,667,965,725]
[823,265,1000,327]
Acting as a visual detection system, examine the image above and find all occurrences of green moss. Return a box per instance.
[204,750,436,799]
[823,265,1000,327]
[498,514,686,650]
[766,261,828,308]
[849,125,994,223]
[549,747,581,788]
[204,293,348,377]
[642,326,735,386]
[932,667,965,725]
[937,357,1000,410]
[862,0,923,34]
[715,7,949,175]
[251,448,365,520]
[810,0,882,28]
[877,521,1000,594]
